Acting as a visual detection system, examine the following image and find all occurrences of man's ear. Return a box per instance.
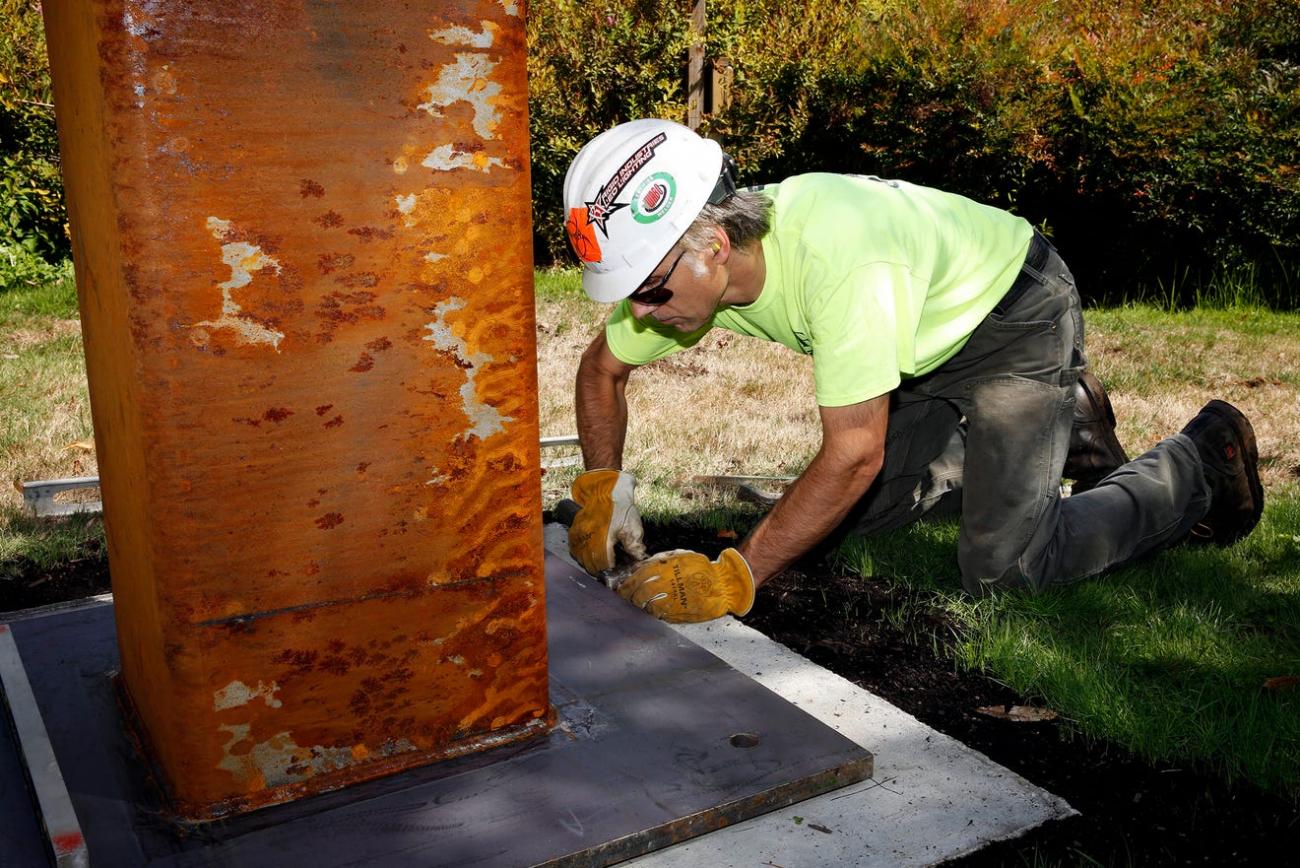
[712,230,731,263]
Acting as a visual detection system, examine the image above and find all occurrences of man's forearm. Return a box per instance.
[574,356,630,470]
[738,449,879,586]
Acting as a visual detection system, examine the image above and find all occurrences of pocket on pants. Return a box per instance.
[958,374,1072,583]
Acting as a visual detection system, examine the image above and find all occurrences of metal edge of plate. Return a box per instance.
[0,624,91,867]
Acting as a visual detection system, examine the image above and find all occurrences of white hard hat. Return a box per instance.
[563,119,726,303]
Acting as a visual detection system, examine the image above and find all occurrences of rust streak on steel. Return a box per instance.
[42,0,549,818]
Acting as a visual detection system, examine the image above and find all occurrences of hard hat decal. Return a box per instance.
[566,207,602,262]
[631,172,676,224]
[584,131,668,237]
[562,120,722,300]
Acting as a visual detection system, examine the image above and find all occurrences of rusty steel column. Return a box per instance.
[42,0,548,818]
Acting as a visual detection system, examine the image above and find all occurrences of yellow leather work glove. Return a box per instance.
[617,548,755,623]
[568,469,646,574]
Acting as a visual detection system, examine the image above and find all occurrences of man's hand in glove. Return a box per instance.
[568,469,647,574]
[616,548,755,623]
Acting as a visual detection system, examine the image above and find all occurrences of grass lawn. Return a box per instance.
[4,259,1299,801]
[0,250,100,568]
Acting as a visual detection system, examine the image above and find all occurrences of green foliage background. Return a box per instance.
[529,0,1300,306]
[4,0,1299,305]
[1,0,66,262]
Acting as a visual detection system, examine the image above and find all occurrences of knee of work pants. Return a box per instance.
[951,253,1084,596]
[956,374,1076,596]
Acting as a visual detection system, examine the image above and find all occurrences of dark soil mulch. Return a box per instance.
[3,521,1296,865]
[0,537,110,613]
[644,520,1300,867]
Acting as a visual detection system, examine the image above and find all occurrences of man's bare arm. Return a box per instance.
[738,394,890,585]
[574,332,638,470]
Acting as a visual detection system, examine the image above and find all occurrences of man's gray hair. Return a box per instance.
[681,189,773,252]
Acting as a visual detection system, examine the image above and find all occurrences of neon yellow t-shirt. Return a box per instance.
[604,173,1034,406]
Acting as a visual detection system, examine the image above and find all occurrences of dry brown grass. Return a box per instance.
[535,289,817,516]
[0,317,95,511]
[3,275,1296,518]
[1086,307,1300,491]
[537,281,1300,515]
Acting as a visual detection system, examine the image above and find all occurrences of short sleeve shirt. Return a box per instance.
[604,173,1034,406]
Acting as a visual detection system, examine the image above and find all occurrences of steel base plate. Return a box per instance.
[0,553,872,867]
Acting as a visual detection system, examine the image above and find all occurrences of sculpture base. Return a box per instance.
[0,553,872,867]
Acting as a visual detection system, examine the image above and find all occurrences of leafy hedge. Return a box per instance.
[5,1,1298,305]
[0,0,66,261]
[529,0,1300,306]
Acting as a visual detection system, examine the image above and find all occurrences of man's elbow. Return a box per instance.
[579,337,635,387]
[852,448,885,483]
[829,443,884,489]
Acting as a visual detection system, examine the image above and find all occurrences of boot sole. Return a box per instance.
[1201,399,1265,544]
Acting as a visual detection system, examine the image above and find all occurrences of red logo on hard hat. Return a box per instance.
[643,183,666,211]
[567,207,602,262]
[584,132,668,237]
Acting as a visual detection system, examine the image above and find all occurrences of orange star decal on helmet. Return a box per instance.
[567,206,602,263]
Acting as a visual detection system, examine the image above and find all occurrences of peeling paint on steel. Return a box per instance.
[421,143,506,173]
[120,5,157,108]
[418,53,502,139]
[422,297,513,440]
[424,251,447,263]
[499,0,520,15]
[213,680,283,711]
[216,725,405,788]
[430,21,498,48]
[395,193,418,228]
[193,217,285,349]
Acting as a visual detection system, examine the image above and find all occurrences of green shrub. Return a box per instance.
[527,0,693,262]
[528,0,1300,307]
[527,0,867,263]
[0,243,76,317]
[4,1,1298,305]
[0,0,67,261]
[0,146,66,259]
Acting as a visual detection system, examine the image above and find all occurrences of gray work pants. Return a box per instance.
[847,240,1211,594]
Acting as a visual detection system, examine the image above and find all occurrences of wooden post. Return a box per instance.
[710,57,734,116]
[687,0,706,130]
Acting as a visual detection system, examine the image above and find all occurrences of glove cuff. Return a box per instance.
[718,548,756,616]
[571,468,636,502]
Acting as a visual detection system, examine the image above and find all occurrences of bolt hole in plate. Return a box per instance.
[729,732,761,749]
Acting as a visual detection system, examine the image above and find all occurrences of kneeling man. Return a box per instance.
[563,119,1263,622]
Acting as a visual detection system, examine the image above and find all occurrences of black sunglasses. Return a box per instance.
[628,249,686,306]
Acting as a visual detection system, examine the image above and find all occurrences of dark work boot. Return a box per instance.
[1065,370,1129,493]
[1181,400,1265,546]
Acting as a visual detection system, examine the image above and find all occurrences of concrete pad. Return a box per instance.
[544,525,1076,866]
